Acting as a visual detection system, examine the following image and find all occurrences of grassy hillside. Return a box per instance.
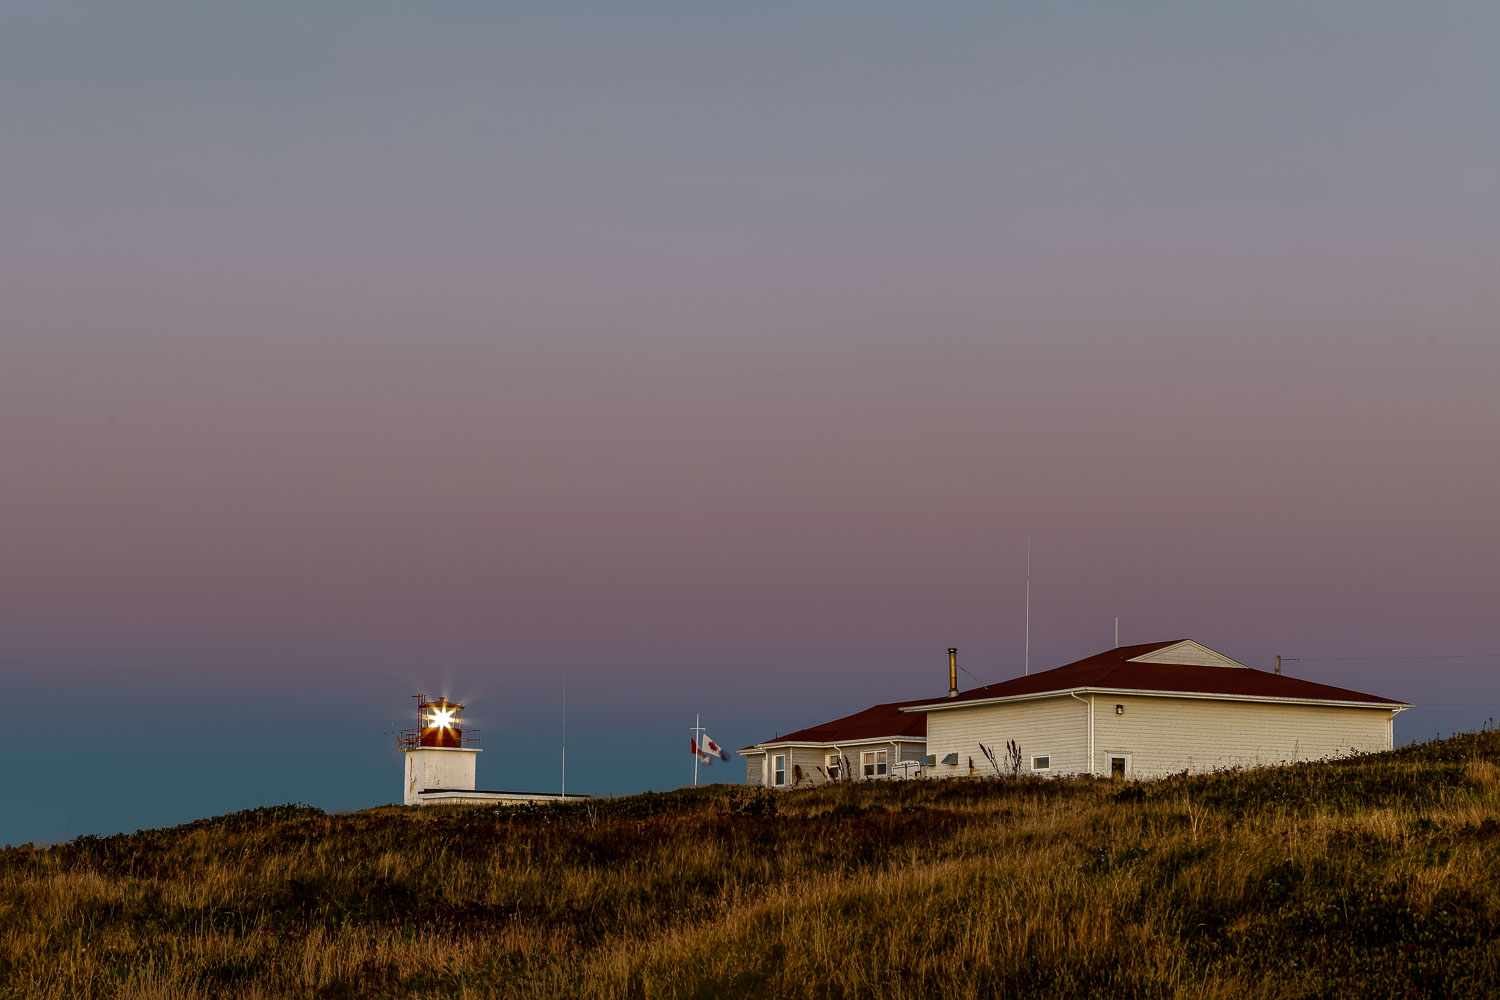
[3,732,1498,1000]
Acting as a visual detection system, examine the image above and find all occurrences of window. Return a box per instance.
[1109,754,1130,778]
[861,749,888,778]
[826,753,841,780]
[773,754,787,786]
[1032,755,1051,771]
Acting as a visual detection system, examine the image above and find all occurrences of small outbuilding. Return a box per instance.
[740,701,929,788]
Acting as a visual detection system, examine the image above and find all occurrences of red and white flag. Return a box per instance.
[701,734,731,761]
[690,739,715,765]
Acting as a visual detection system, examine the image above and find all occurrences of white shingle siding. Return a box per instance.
[1127,640,1244,668]
[922,692,1395,778]
[924,696,1088,777]
[744,751,766,786]
[786,746,832,785]
[1092,695,1394,777]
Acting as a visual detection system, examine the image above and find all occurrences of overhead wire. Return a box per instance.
[957,663,993,688]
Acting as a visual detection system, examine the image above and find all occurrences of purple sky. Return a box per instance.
[4,2,1499,845]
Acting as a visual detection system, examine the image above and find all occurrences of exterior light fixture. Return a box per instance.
[1115,704,1124,715]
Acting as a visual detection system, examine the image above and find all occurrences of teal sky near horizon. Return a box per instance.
[4,2,1499,845]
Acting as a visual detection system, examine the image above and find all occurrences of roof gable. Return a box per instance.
[1129,639,1248,669]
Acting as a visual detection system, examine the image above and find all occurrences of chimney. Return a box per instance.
[947,648,959,698]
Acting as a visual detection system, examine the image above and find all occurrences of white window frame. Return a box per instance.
[1031,755,1051,772]
[1107,753,1131,778]
[861,749,888,778]
[826,752,841,781]
[773,753,787,786]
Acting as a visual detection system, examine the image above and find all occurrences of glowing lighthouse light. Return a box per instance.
[408,695,467,748]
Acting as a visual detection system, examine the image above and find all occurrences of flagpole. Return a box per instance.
[561,669,567,800]
[690,713,709,787]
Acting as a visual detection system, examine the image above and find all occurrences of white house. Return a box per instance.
[741,640,1409,787]
[904,639,1409,779]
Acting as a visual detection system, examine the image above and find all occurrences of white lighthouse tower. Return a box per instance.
[397,694,587,806]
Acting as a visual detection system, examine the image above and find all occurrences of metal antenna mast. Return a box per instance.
[1025,535,1031,675]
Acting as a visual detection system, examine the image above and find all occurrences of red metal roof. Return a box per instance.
[907,640,1406,709]
[743,640,1404,751]
[743,699,928,750]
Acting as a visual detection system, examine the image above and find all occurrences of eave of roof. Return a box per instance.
[744,735,928,752]
[905,685,1410,713]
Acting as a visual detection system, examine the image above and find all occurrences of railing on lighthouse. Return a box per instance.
[397,694,481,749]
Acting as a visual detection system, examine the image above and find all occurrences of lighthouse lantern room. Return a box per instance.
[401,695,476,749]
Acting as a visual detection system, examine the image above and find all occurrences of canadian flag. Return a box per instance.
[690,739,715,765]
[701,734,731,761]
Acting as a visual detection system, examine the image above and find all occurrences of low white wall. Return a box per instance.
[415,790,587,806]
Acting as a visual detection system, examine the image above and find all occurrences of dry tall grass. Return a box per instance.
[3,731,1497,999]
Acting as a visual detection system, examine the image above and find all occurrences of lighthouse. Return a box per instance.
[398,696,480,805]
[396,694,589,806]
